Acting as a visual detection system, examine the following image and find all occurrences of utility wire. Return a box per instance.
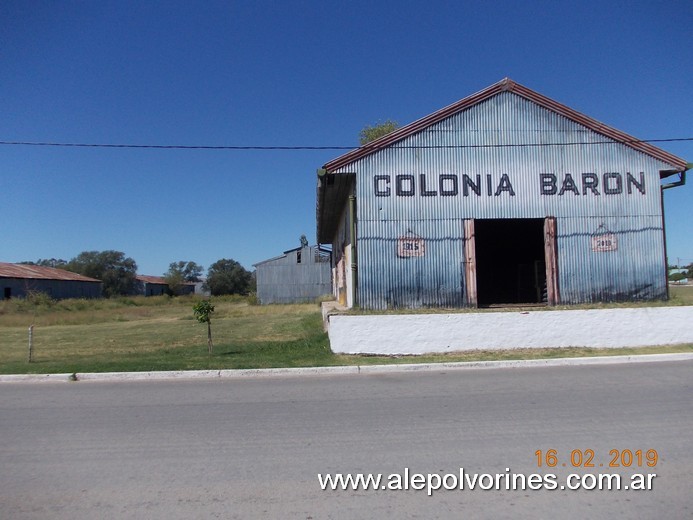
[0,137,691,151]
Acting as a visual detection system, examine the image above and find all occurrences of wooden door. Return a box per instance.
[544,217,560,305]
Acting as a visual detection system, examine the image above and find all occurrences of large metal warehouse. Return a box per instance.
[0,262,102,300]
[316,78,688,310]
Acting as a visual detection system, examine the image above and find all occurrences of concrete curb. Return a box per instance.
[1,353,691,383]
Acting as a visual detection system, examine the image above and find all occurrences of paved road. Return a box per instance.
[1,361,691,519]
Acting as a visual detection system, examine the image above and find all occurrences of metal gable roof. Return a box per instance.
[253,245,331,267]
[136,275,168,285]
[0,262,101,282]
[136,275,195,286]
[322,78,688,174]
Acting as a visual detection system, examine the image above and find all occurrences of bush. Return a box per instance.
[115,297,139,306]
[25,291,56,307]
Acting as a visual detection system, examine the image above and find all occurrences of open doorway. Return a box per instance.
[474,218,547,306]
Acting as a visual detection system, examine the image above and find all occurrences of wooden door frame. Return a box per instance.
[463,219,477,307]
[465,217,559,306]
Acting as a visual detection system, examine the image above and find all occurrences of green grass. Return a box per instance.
[0,296,335,374]
[0,289,691,375]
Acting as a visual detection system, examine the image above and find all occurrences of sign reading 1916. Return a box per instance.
[373,172,646,198]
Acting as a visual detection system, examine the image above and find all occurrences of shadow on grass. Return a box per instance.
[219,350,244,356]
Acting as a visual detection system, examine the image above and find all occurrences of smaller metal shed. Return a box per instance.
[134,275,195,296]
[253,245,332,304]
[0,262,102,300]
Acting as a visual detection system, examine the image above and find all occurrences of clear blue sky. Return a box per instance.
[1,0,691,275]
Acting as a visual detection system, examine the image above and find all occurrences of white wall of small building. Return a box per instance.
[326,306,693,355]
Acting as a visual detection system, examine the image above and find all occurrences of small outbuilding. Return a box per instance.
[316,78,689,309]
[134,275,195,296]
[254,243,331,304]
[0,262,102,300]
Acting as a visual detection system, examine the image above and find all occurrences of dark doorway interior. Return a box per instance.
[475,219,546,306]
[4,287,11,299]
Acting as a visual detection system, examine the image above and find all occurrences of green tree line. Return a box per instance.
[21,252,254,297]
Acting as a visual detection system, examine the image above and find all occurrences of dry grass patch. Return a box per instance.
[0,292,690,375]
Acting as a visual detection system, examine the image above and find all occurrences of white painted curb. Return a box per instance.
[0,353,691,383]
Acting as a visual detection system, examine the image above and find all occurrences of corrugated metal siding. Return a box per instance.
[557,216,666,303]
[256,246,332,304]
[331,92,671,308]
[1,279,102,300]
[359,219,466,309]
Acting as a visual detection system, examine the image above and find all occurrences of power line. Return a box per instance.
[0,141,347,150]
[0,137,691,151]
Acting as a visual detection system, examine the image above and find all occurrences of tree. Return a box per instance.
[204,259,252,296]
[163,270,185,296]
[359,119,400,145]
[19,258,68,268]
[167,261,203,282]
[164,261,203,295]
[192,300,215,354]
[669,272,687,284]
[65,250,138,297]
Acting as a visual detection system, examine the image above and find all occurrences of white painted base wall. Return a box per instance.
[326,306,693,355]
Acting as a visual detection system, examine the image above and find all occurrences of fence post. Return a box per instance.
[28,325,34,363]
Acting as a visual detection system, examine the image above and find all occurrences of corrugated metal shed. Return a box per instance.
[134,275,195,296]
[253,245,332,304]
[0,262,102,300]
[316,79,688,309]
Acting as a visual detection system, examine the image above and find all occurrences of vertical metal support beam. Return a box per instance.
[463,219,477,307]
[349,195,357,307]
[544,217,560,305]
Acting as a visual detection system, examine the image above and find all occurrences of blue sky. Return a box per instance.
[1,0,691,275]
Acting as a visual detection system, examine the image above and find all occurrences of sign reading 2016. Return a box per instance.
[373,172,646,197]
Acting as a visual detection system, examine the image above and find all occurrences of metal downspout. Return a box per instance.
[660,165,689,299]
[661,164,689,190]
[661,171,687,190]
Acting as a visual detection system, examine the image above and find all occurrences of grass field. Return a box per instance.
[1,287,691,375]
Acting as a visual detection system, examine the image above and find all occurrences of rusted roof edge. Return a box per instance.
[0,262,102,282]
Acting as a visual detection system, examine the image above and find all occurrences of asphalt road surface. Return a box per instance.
[1,361,691,519]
